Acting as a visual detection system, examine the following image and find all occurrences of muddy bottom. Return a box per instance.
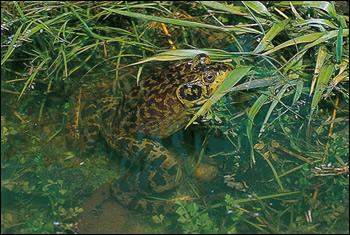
[77,184,145,234]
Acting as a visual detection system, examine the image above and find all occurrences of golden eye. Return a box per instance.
[203,71,215,83]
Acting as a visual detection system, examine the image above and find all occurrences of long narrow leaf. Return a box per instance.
[336,26,343,62]
[309,46,328,96]
[292,80,304,105]
[103,8,261,34]
[311,64,334,110]
[121,49,234,68]
[259,82,295,136]
[200,1,248,15]
[258,151,284,192]
[185,66,252,129]
[262,32,323,56]
[244,1,272,17]
[247,94,269,164]
[277,1,337,17]
[254,18,290,53]
[1,24,23,65]
[18,59,48,101]
[263,29,349,56]
[296,19,338,29]
[27,13,71,37]
[300,29,348,55]
[60,46,68,77]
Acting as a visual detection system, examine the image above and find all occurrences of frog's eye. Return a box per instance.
[202,71,215,83]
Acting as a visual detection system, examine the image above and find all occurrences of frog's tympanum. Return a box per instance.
[66,53,233,213]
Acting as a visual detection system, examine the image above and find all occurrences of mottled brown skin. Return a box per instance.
[66,54,233,212]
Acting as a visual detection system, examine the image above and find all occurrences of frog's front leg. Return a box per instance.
[66,88,100,156]
[79,99,100,151]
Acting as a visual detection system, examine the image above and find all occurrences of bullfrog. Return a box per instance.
[66,53,233,212]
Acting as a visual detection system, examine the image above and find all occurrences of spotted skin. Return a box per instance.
[66,54,233,213]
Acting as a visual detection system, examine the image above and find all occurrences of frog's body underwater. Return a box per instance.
[66,53,233,213]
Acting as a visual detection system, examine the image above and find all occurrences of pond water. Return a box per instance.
[2,57,348,233]
[1,2,348,231]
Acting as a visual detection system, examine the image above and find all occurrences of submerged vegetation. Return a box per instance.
[1,1,349,234]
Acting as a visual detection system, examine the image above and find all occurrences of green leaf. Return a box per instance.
[103,8,261,34]
[289,2,304,20]
[200,1,247,15]
[1,24,23,65]
[27,13,71,38]
[152,215,164,224]
[336,26,343,62]
[122,49,233,68]
[247,94,269,164]
[262,32,323,56]
[18,59,48,101]
[259,81,298,136]
[258,151,284,192]
[244,1,272,17]
[292,80,304,105]
[278,1,337,18]
[176,207,186,216]
[295,19,338,29]
[311,64,334,110]
[263,29,349,56]
[59,189,67,195]
[13,1,25,18]
[300,30,347,55]
[185,66,252,129]
[309,45,328,96]
[254,18,291,53]
[60,46,68,77]
[225,191,300,204]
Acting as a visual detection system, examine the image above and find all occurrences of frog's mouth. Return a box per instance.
[177,82,204,108]
[176,65,233,109]
[176,82,216,108]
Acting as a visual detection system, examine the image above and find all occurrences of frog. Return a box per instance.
[66,53,233,213]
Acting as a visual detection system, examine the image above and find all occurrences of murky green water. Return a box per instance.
[2,65,349,233]
[1,1,349,233]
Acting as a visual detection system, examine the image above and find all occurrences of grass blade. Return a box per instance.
[336,26,343,62]
[18,59,48,101]
[185,66,252,129]
[292,80,304,105]
[259,82,297,136]
[121,49,233,68]
[247,94,269,164]
[257,150,285,192]
[254,18,290,53]
[263,29,349,56]
[103,8,261,34]
[1,24,23,65]
[295,19,338,29]
[200,1,248,15]
[278,1,337,17]
[244,1,272,17]
[13,1,25,18]
[60,46,68,77]
[311,64,334,110]
[309,46,328,96]
[262,32,323,56]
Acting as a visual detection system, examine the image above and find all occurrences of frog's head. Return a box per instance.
[176,53,233,109]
